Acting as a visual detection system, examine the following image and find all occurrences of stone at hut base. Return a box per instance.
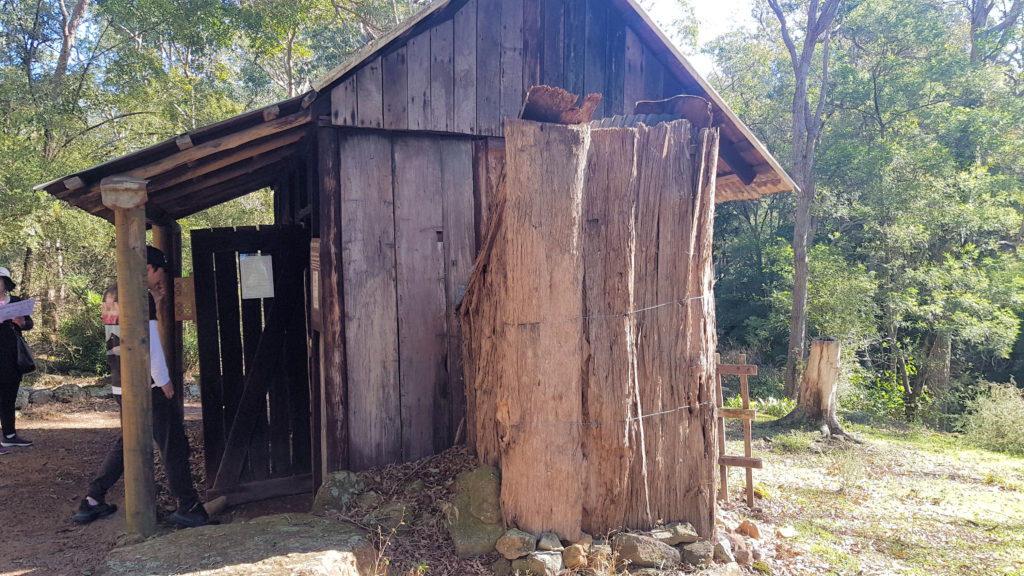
[737,519,761,539]
[445,466,505,557]
[681,540,714,567]
[491,557,513,576]
[562,543,588,569]
[525,551,563,576]
[575,531,594,549]
[734,548,753,564]
[612,533,681,569]
[311,471,363,516]
[538,531,564,551]
[495,528,537,560]
[651,521,699,545]
[713,539,735,563]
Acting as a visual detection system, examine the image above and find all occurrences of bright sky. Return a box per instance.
[646,0,757,76]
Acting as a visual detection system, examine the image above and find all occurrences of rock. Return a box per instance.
[29,389,53,405]
[355,490,382,508]
[737,519,761,539]
[491,557,513,576]
[563,543,588,569]
[681,540,714,567]
[576,532,594,549]
[776,525,797,538]
[751,545,763,561]
[525,551,563,576]
[105,513,374,575]
[734,548,753,565]
[446,466,505,557]
[713,539,735,563]
[651,521,699,545]
[724,533,747,551]
[14,387,30,409]
[367,502,411,532]
[511,557,530,574]
[311,471,364,516]
[703,562,744,576]
[538,531,564,551]
[612,533,680,569]
[495,529,536,559]
[85,385,113,399]
[53,384,88,403]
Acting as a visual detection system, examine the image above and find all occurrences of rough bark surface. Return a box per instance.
[780,338,847,437]
[461,118,720,539]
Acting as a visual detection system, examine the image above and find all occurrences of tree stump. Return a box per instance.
[779,337,848,438]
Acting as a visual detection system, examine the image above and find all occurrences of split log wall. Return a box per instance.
[461,118,720,539]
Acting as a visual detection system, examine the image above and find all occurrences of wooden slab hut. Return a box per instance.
[35,0,796,528]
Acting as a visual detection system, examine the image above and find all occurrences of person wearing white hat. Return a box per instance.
[0,266,34,455]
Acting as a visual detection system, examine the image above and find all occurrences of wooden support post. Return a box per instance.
[152,222,183,404]
[101,176,156,538]
[739,353,754,508]
[715,353,727,502]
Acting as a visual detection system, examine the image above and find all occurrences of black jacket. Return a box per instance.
[0,295,34,383]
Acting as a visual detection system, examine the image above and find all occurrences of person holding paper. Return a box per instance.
[0,266,34,454]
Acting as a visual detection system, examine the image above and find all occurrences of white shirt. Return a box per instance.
[110,319,171,395]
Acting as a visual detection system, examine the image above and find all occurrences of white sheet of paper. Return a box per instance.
[239,254,275,300]
[0,298,35,323]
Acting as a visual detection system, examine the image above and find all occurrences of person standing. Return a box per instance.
[74,247,209,527]
[0,266,34,455]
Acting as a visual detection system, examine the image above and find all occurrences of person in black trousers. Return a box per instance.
[0,266,34,455]
[74,247,209,527]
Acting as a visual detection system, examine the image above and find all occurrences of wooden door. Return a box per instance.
[191,225,312,504]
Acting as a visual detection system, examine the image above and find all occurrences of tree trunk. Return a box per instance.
[907,332,950,419]
[462,118,720,539]
[779,337,847,437]
[20,246,34,297]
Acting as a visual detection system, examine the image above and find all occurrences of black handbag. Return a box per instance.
[15,333,35,374]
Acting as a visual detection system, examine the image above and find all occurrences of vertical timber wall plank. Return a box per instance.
[476,0,502,136]
[318,127,347,473]
[584,0,607,118]
[623,27,644,114]
[356,56,384,128]
[523,0,541,94]
[192,243,224,486]
[563,0,586,99]
[331,75,357,126]
[441,138,475,449]
[340,132,402,469]
[407,31,431,131]
[393,137,448,461]
[604,17,626,116]
[430,21,455,132]
[453,0,477,134]
[540,0,564,87]
[500,0,524,130]
[383,47,409,130]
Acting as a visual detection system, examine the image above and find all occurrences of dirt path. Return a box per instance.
[0,395,311,576]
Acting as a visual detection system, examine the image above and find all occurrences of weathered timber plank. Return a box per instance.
[356,56,384,128]
[441,138,474,450]
[641,45,664,104]
[407,31,431,130]
[541,0,565,87]
[332,75,357,126]
[584,0,607,118]
[191,243,224,486]
[500,0,524,128]
[564,0,586,99]
[580,127,639,535]
[604,16,626,116]
[430,21,455,131]
[719,455,763,469]
[496,120,588,541]
[718,363,757,376]
[214,251,244,430]
[624,26,644,114]
[453,0,477,134]
[317,127,347,473]
[383,47,409,130]
[476,0,502,135]
[523,0,541,93]
[719,407,756,420]
[239,249,268,481]
[392,137,447,461]
[339,132,402,470]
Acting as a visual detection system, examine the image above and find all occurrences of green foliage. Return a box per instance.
[724,393,796,418]
[960,382,1024,455]
[54,291,107,374]
[844,361,920,420]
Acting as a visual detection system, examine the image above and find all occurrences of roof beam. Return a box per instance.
[154,153,295,207]
[717,138,757,185]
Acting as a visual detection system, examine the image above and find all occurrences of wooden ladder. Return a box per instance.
[716,353,763,507]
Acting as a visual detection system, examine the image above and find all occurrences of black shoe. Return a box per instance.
[74,499,117,524]
[169,501,209,528]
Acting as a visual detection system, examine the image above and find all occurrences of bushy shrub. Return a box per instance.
[54,291,107,374]
[724,394,795,418]
[843,362,918,420]
[960,382,1024,455]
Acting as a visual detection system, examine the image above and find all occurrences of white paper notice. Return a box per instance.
[239,254,275,300]
[0,298,35,323]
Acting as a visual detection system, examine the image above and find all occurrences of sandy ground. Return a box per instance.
[0,395,310,576]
